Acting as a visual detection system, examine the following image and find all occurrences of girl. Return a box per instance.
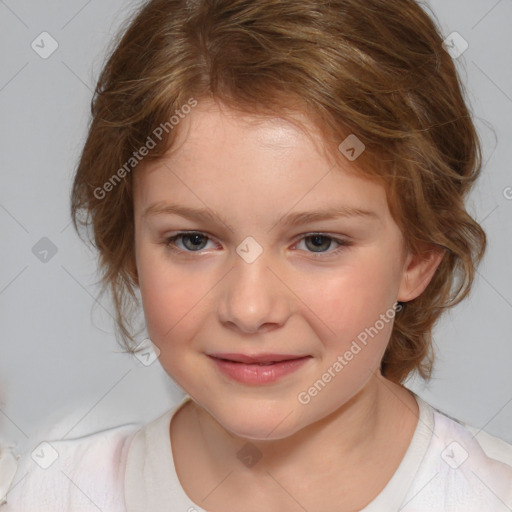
[4,0,512,510]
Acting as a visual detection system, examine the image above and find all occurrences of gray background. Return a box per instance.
[1,0,511,453]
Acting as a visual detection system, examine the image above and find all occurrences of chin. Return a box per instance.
[227,422,297,441]
[214,406,304,441]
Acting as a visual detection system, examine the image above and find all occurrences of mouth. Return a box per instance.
[207,353,313,385]
[208,353,312,364]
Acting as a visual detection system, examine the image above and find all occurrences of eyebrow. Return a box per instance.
[143,203,380,231]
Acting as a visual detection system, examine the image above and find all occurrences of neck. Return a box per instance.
[188,375,417,480]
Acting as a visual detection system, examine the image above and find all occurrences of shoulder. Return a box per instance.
[405,396,512,511]
[430,405,512,470]
[4,423,140,512]
[462,421,512,467]
[0,446,18,508]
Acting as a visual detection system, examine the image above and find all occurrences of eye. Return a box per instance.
[164,232,216,252]
[294,234,352,256]
[163,231,351,257]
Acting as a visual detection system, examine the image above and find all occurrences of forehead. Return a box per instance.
[133,100,390,222]
[166,99,326,159]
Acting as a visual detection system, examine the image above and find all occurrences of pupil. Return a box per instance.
[185,234,206,250]
[308,235,330,252]
[182,234,332,252]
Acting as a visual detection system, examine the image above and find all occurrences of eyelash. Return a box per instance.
[162,231,352,258]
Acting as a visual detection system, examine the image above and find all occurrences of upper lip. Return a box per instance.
[209,353,310,364]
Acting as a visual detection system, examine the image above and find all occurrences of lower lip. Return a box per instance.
[209,356,311,384]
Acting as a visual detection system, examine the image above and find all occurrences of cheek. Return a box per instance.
[136,246,195,342]
[310,257,398,312]
[136,246,219,360]
[298,256,399,351]
[140,277,194,342]
[138,265,208,389]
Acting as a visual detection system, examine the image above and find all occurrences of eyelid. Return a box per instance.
[165,231,219,252]
[163,230,352,256]
[293,233,352,257]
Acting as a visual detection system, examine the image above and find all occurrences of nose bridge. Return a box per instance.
[218,239,289,332]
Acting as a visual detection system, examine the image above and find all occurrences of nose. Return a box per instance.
[217,249,292,334]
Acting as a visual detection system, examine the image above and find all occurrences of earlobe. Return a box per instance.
[397,245,445,302]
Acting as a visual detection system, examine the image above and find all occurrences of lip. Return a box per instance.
[208,354,312,385]
[209,353,309,363]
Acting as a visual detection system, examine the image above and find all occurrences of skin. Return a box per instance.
[133,99,444,511]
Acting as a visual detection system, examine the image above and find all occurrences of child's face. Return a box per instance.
[133,100,419,440]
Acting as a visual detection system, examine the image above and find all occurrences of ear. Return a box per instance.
[397,244,446,302]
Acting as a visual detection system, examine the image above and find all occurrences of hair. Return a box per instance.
[71,0,486,384]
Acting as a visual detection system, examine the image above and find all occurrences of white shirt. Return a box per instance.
[3,392,512,511]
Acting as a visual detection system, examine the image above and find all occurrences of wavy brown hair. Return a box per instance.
[71,0,486,384]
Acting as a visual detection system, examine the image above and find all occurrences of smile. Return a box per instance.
[208,354,312,385]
